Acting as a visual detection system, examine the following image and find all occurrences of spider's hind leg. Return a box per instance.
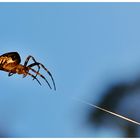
[8,72,15,77]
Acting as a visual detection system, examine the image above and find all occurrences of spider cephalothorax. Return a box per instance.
[0,52,56,90]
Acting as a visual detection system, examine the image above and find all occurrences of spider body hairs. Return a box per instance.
[0,52,56,90]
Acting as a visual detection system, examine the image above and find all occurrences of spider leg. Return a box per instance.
[8,72,15,76]
[24,55,40,78]
[24,55,37,66]
[28,63,40,80]
[28,62,56,90]
[39,63,56,90]
[29,67,52,89]
[27,72,42,85]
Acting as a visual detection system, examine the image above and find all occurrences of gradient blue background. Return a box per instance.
[0,2,140,137]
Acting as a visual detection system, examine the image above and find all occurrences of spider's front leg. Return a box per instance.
[29,67,52,89]
[24,55,40,79]
[27,72,41,85]
[28,62,56,90]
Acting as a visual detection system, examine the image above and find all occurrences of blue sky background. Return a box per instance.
[0,2,140,137]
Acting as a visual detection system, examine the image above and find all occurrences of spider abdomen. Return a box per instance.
[0,52,21,64]
[0,57,14,65]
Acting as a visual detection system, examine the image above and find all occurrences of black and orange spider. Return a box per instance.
[0,52,56,90]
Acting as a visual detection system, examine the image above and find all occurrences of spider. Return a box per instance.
[0,52,56,90]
